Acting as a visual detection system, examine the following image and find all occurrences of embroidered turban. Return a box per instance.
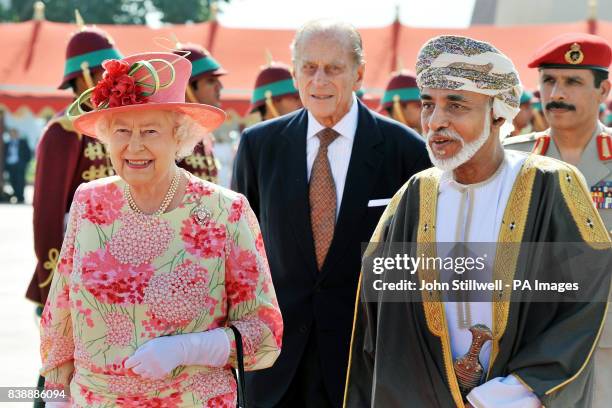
[416,35,523,122]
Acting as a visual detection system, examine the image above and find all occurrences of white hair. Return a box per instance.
[290,19,365,68]
[94,110,208,160]
[426,110,492,172]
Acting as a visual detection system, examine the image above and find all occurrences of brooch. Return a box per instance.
[193,205,212,225]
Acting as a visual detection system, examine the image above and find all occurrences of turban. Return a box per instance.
[416,35,523,123]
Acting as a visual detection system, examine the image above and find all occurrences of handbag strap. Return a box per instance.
[230,325,247,408]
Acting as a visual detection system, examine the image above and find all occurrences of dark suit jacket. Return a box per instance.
[4,138,31,168]
[232,100,431,407]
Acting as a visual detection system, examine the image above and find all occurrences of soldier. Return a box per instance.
[0,110,6,202]
[531,89,549,131]
[606,100,612,127]
[247,61,302,121]
[503,32,612,408]
[174,43,226,183]
[26,25,121,406]
[508,90,534,136]
[27,26,121,309]
[379,70,422,134]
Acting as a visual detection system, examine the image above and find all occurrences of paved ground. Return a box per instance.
[0,186,41,407]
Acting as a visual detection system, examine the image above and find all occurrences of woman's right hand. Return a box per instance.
[124,328,230,380]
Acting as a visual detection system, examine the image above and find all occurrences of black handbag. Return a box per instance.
[229,325,247,408]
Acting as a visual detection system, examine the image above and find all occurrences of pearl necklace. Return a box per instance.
[124,169,181,216]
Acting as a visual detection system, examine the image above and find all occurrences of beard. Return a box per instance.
[425,113,491,172]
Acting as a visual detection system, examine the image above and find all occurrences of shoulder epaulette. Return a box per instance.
[531,133,551,155]
[596,131,612,161]
[502,131,538,146]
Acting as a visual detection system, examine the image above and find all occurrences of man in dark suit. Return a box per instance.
[0,110,7,202]
[4,128,31,203]
[232,19,431,408]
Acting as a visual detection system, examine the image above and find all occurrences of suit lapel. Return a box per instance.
[318,101,384,281]
[278,110,318,276]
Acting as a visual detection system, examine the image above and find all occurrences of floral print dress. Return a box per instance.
[40,173,283,407]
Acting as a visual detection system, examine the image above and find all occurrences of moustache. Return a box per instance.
[545,101,576,111]
[426,129,463,143]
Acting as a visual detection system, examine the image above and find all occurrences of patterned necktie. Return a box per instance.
[309,128,340,270]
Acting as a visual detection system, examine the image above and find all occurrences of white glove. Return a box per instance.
[125,328,230,380]
[43,402,71,408]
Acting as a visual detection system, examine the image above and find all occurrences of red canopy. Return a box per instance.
[0,19,609,118]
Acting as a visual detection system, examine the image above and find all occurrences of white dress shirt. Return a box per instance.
[6,139,19,165]
[306,94,358,218]
[436,150,541,408]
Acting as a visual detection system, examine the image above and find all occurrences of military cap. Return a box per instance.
[60,27,122,89]
[248,62,298,114]
[174,43,227,82]
[528,33,611,72]
[532,90,543,112]
[379,70,419,110]
[520,90,533,105]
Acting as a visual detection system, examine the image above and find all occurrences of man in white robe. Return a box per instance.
[345,35,611,408]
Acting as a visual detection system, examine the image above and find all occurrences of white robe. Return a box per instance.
[435,150,540,408]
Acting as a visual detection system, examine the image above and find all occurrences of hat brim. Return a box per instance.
[190,68,228,83]
[534,63,609,72]
[377,99,420,112]
[246,100,264,115]
[58,65,105,89]
[73,102,226,138]
[378,102,392,112]
[246,91,299,115]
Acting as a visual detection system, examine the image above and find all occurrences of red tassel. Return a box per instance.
[532,135,550,156]
[597,133,612,161]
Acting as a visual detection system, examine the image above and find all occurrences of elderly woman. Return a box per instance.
[40,52,283,407]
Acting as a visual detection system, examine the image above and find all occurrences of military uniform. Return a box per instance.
[177,141,219,181]
[26,27,121,308]
[174,44,226,183]
[27,116,113,305]
[26,26,121,408]
[504,32,612,408]
[504,125,612,232]
[511,90,535,135]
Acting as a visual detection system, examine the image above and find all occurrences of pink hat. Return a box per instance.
[71,52,226,138]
